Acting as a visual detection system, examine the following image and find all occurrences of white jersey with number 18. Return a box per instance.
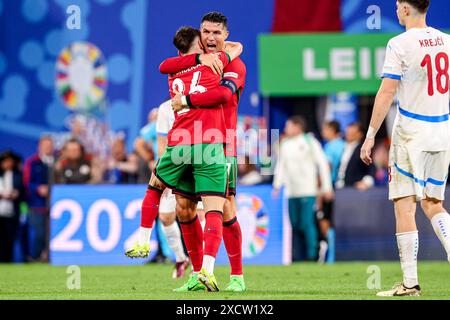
[382,27,450,151]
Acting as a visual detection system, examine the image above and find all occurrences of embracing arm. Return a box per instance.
[159,54,200,75]
[224,41,243,61]
[159,43,242,76]
[160,53,224,75]
[187,86,233,107]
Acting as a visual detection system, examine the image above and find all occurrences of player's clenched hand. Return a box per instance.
[360,137,375,165]
[171,91,184,112]
[199,53,223,75]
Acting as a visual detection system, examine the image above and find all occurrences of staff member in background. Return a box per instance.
[273,116,333,261]
[317,120,345,263]
[23,136,55,262]
[0,151,24,262]
[54,138,100,184]
[335,122,375,191]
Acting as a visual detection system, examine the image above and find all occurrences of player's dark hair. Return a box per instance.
[288,115,307,132]
[201,11,228,29]
[325,120,341,134]
[173,26,200,54]
[398,0,430,14]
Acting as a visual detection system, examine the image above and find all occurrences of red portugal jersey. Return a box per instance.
[167,52,230,146]
[222,58,246,157]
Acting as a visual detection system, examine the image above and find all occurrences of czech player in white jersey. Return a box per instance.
[361,0,450,297]
[156,100,190,279]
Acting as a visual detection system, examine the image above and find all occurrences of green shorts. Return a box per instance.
[226,156,237,196]
[155,143,227,199]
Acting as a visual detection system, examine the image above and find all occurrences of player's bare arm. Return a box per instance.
[224,41,243,61]
[360,78,400,165]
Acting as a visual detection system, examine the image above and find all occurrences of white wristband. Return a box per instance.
[181,95,188,107]
[366,126,378,139]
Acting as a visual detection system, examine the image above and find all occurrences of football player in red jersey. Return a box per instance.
[126,26,243,292]
[161,12,247,292]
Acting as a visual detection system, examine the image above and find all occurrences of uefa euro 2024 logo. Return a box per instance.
[236,194,269,258]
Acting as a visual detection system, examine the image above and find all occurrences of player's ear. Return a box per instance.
[224,30,229,41]
[198,39,204,51]
[403,4,410,17]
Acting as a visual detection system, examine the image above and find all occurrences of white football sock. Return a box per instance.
[202,255,216,274]
[163,221,187,263]
[396,231,419,288]
[138,227,152,246]
[431,212,450,261]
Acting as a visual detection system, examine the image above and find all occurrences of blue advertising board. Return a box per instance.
[50,184,286,265]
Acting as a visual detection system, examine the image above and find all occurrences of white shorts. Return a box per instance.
[159,189,176,214]
[159,189,204,214]
[388,144,449,201]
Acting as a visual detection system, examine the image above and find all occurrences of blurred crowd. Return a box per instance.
[0,109,403,264]
[0,110,160,263]
[271,117,391,263]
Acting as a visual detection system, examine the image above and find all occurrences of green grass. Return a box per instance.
[0,262,449,300]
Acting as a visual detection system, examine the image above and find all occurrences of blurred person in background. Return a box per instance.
[0,151,24,262]
[335,122,375,191]
[322,121,345,186]
[104,138,139,184]
[54,138,101,184]
[273,116,333,261]
[317,120,345,263]
[372,141,390,186]
[134,108,158,183]
[238,155,263,185]
[23,136,55,262]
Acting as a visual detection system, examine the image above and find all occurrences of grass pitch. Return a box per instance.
[0,262,449,300]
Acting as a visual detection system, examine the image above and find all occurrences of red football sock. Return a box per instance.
[204,211,224,258]
[140,186,163,228]
[223,217,243,276]
[180,215,204,272]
